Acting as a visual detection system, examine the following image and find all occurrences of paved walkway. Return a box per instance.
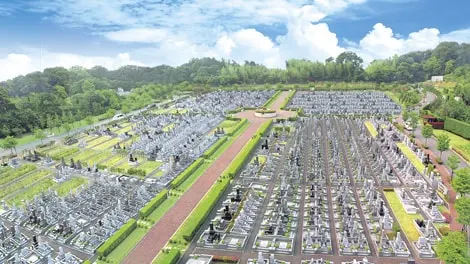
[124,91,295,264]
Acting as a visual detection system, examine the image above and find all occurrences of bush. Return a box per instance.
[441,211,451,223]
[438,226,450,236]
[228,119,248,136]
[96,218,137,256]
[139,189,169,218]
[444,118,470,139]
[127,168,146,177]
[170,158,204,188]
[158,249,181,264]
[203,137,227,158]
[262,90,281,108]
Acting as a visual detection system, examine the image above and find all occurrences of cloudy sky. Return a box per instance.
[0,0,469,81]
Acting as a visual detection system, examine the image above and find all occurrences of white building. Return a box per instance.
[431,76,444,82]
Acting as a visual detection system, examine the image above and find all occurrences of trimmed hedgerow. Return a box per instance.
[203,137,228,159]
[139,189,169,218]
[227,118,248,136]
[262,90,282,108]
[279,90,296,110]
[170,158,204,188]
[444,117,470,139]
[96,218,137,256]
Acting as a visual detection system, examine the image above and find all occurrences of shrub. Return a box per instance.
[444,118,470,139]
[441,211,451,223]
[96,218,137,256]
[203,137,227,158]
[279,90,296,110]
[262,90,281,108]
[228,118,248,136]
[139,189,169,218]
[127,168,146,177]
[170,158,204,188]
[438,226,450,236]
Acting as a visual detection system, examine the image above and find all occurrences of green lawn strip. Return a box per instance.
[263,90,282,108]
[85,151,112,166]
[365,121,378,138]
[396,142,425,174]
[384,190,423,242]
[176,161,212,192]
[137,161,162,175]
[52,177,89,196]
[67,149,99,162]
[98,227,148,264]
[87,136,113,148]
[279,90,296,109]
[162,123,175,132]
[152,248,180,264]
[209,119,240,135]
[1,170,51,200]
[433,129,470,163]
[92,137,123,151]
[49,147,80,160]
[208,121,250,161]
[9,178,56,206]
[0,164,36,186]
[157,121,271,262]
[98,155,127,169]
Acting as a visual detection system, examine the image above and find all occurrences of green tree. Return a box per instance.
[63,123,72,136]
[409,112,419,136]
[447,154,461,180]
[402,109,409,123]
[1,136,18,155]
[82,79,96,93]
[453,168,470,196]
[435,231,469,264]
[455,197,470,231]
[437,133,451,159]
[34,128,46,144]
[422,124,434,145]
[85,116,94,129]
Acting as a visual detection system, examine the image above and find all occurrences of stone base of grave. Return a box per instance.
[254,112,277,118]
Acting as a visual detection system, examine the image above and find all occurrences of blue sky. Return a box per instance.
[0,0,469,81]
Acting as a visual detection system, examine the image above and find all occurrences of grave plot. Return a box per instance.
[351,120,400,186]
[303,119,333,255]
[175,90,275,114]
[302,258,334,264]
[329,119,371,256]
[373,124,440,258]
[247,252,291,264]
[288,91,401,116]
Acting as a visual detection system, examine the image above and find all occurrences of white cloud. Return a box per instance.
[348,23,467,65]
[104,28,168,43]
[0,51,144,81]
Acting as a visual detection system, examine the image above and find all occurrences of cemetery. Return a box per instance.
[0,89,446,264]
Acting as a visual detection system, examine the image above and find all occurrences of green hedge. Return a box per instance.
[279,90,296,110]
[262,90,282,108]
[157,249,181,264]
[170,158,205,188]
[96,218,137,256]
[444,118,470,139]
[227,108,242,114]
[257,120,273,137]
[203,137,228,158]
[228,118,248,136]
[175,122,270,241]
[139,189,169,217]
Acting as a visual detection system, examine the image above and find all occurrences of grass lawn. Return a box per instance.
[92,137,122,150]
[207,121,250,161]
[365,121,378,138]
[396,142,425,174]
[210,119,240,135]
[434,129,470,163]
[137,161,162,175]
[251,155,267,164]
[162,123,175,132]
[99,155,127,169]
[68,149,99,161]
[9,178,56,206]
[384,190,423,242]
[98,227,148,264]
[0,164,36,186]
[1,169,51,200]
[53,177,88,196]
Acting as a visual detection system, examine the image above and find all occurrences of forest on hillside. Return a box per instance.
[1,41,470,139]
